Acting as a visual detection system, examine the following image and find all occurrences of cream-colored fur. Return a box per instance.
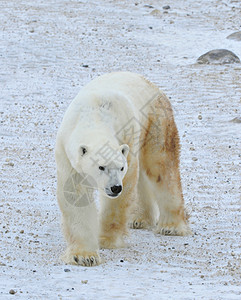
[55,72,191,266]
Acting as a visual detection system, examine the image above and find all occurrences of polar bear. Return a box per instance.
[55,72,191,266]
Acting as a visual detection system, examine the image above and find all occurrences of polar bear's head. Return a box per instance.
[77,140,129,199]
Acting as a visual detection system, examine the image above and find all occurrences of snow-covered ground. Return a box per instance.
[0,0,240,299]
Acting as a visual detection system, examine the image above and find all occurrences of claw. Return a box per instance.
[85,258,90,266]
[132,220,142,229]
[73,256,79,264]
[90,256,95,266]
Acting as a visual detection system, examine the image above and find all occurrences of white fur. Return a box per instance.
[55,72,190,266]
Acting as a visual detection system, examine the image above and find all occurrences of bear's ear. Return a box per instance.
[79,146,88,156]
[120,144,129,158]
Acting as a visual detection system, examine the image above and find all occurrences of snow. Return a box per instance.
[0,0,240,299]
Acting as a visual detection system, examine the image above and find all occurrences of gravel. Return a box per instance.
[0,0,240,299]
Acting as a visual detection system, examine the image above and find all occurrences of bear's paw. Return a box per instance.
[62,250,101,267]
[129,218,150,230]
[99,235,126,249]
[155,222,192,236]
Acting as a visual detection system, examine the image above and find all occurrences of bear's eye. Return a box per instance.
[99,166,105,171]
[80,146,87,156]
[121,167,124,171]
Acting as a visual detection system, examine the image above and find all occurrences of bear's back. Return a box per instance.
[82,72,159,110]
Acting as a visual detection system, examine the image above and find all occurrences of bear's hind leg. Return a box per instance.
[151,171,191,236]
[144,156,190,235]
[141,100,191,236]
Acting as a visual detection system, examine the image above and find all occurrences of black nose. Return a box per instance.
[111,185,122,194]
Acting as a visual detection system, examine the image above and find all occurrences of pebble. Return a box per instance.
[150,9,161,16]
[9,289,16,295]
[192,157,198,161]
[197,49,240,64]
[81,280,88,284]
[198,115,202,120]
[64,268,71,272]
[227,31,241,41]
[163,5,171,10]
[230,117,241,123]
[144,4,154,8]
[20,230,24,234]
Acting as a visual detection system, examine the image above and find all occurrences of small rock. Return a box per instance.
[192,157,198,161]
[64,268,71,272]
[144,4,154,8]
[200,275,204,279]
[82,65,89,68]
[197,49,240,64]
[198,115,202,120]
[20,230,24,234]
[150,9,161,16]
[163,5,171,10]
[9,289,16,295]
[227,31,241,41]
[230,117,241,123]
[120,259,124,262]
[81,280,88,284]
[7,162,14,167]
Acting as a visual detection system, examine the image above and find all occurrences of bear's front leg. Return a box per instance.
[60,201,100,266]
[57,168,101,266]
